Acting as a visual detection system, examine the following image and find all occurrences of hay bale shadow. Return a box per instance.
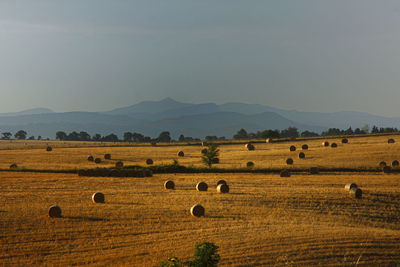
[64,216,108,222]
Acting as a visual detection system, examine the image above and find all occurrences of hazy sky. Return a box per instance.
[1,1,400,116]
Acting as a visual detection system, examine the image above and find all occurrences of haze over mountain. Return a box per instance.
[0,98,399,139]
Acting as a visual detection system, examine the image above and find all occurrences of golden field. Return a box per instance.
[1,134,400,266]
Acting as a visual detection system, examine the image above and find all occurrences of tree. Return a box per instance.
[67,131,79,141]
[191,242,220,267]
[123,132,133,142]
[79,131,91,141]
[233,128,248,140]
[2,132,12,140]
[300,130,319,137]
[14,130,27,140]
[201,144,219,168]
[178,134,185,142]
[371,125,379,133]
[56,131,67,141]
[92,133,102,141]
[132,132,145,142]
[103,133,119,142]
[259,129,280,139]
[280,127,299,138]
[28,136,35,140]
[157,131,171,143]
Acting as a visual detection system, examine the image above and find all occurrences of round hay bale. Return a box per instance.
[286,158,294,165]
[94,158,102,164]
[46,146,52,152]
[217,180,227,186]
[9,163,18,169]
[322,141,329,147]
[87,155,94,162]
[379,161,387,167]
[309,167,319,174]
[342,138,349,144]
[302,144,308,150]
[349,187,362,199]
[190,204,205,217]
[217,183,229,193]
[331,143,338,148]
[92,192,105,203]
[245,143,255,151]
[289,145,296,152]
[266,138,272,143]
[392,160,399,167]
[212,158,220,164]
[280,169,291,177]
[115,161,123,168]
[144,169,153,177]
[345,183,357,191]
[383,166,392,173]
[388,138,395,144]
[104,154,111,160]
[298,152,305,159]
[246,161,254,168]
[146,158,153,165]
[196,182,208,191]
[177,151,184,157]
[201,148,208,154]
[48,205,62,218]
[164,180,175,190]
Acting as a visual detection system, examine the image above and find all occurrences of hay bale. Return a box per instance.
[87,155,94,162]
[388,138,395,144]
[349,187,362,199]
[286,158,293,165]
[217,180,227,186]
[392,160,399,167]
[280,169,291,177]
[246,161,254,168]
[309,167,319,174]
[245,143,255,151]
[146,158,154,165]
[266,138,272,143]
[48,205,62,218]
[383,166,392,173]
[217,183,229,193]
[104,154,111,160]
[212,158,220,164]
[190,204,205,217]
[201,148,208,154]
[196,182,208,191]
[9,163,18,169]
[322,141,329,147]
[379,161,387,167]
[46,146,52,152]
[92,192,105,203]
[289,145,296,152]
[144,169,153,177]
[164,180,175,190]
[177,151,184,157]
[115,161,123,168]
[331,143,338,148]
[298,152,305,159]
[94,158,102,164]
[302,144,308,150]
[345,183,357,191]
[342,138,348,144]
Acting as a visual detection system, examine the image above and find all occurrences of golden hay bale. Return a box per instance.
[388,138,395,144]
[322,141,329,147]
[379,161,387,167]
[144,169,153,177]
[246,161,254,168]
[245,143,255,151]
[217,180,227,186]
[104,154,111,160]
[196,182,208,191]
[286,158,293,165]
[190,204,205,217]
[392,160,399,167]
[115,161,123,168]
[87,155,94,162]
[345,183,357,191]
[342,138,349,144]
[94,158,102,164]
[201,148,208,154]
[289,145,296,151]
[177,151,184,157]
[280,169,291,177]
[266,138,272,143]
[302,144,308,150]
[146,158,154,165]
[298,152,305,159]
[92,192,105,203]
[383,166,392,173]
[331,143,338,148]
[217,183,229,193]
[9,163,18,169]
[309,167,319,174]
[46,146,52,152]
[212,158,220,164]
[48,205,62,218]
[349,187,362,199]
[164,180,175,190]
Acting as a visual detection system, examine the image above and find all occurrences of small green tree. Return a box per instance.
[201,144,219,168]
[14,130,27,140]
[190,242,220,267]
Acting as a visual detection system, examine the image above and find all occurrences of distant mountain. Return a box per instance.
[0,108,54,117]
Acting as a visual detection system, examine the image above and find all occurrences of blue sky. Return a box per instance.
[1,1,400,116]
